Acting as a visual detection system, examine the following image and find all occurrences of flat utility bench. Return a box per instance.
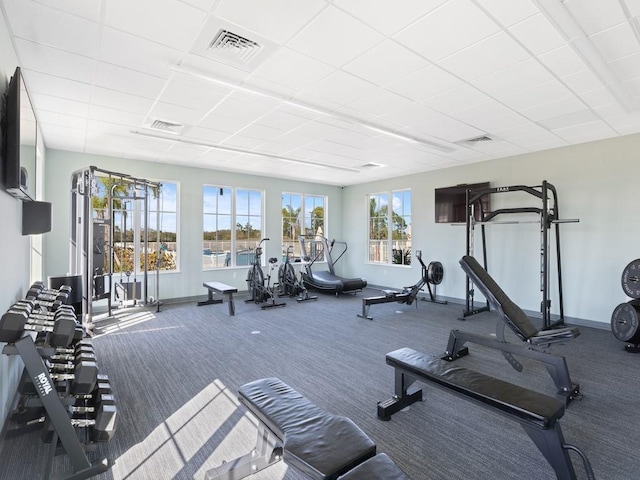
[197,282,237,316]
[378,347,594,480]
[205,377,410,480]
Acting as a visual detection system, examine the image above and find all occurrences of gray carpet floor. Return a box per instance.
[0,288,637,479]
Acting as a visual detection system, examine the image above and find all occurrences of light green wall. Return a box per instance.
[0,10,32,432]
[43,150,343,299]
[343,133,640,327]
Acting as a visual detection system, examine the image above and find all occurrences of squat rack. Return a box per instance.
[70,166,162,325]
[463,180,578,329]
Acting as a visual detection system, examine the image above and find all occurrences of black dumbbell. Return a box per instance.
[0,308,76,346]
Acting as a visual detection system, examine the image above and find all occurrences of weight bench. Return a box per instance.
[443,255,580,403]
[205,377,410,480]
[197,282,237,316]
[379,347,594,480]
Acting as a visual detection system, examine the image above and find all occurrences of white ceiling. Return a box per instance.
[3,0,640,186]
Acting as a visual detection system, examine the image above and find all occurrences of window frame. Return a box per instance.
[281,192,327,260]
[367,188,412,266]
[203,185,265,269]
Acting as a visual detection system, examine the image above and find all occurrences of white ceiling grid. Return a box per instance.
[1,0,640,185]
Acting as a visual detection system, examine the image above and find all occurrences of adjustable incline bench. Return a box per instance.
[443,255,581,403]
[197,281,237,316]
[205,377,410,480]
[379,347,595,480]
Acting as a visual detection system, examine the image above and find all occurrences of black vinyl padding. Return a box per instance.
[386,347,565,429]
[460,255,539,339]
[460,255,579,344]
[238,378,376,480]
[337,453,411,480]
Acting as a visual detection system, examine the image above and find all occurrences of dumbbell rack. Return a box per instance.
[3,337,111,479]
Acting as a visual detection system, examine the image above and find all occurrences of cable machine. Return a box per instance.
[463,180,578,329]
[70,166,162,325]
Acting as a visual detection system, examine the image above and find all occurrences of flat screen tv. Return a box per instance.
[2,66,37,200]
[435,182,490,223]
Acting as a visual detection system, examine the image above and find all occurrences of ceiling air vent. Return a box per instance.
[457,135,493,146]
[208,29,262,66]
[150,120,183,134]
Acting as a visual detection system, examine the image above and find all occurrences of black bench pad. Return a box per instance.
[386,347,565,428]
[239,378,376,480]
[337,453,410,480]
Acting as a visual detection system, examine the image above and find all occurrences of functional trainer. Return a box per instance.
[378,347,594,480]
[357,250,446,320]
[205,377,410,480]
[443,255,580,404]
[461,180,578,328]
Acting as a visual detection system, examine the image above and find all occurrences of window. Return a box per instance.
[91,177,179,273]
[368,189,411,265]
[203,186,264,268]
[282,193,325,258]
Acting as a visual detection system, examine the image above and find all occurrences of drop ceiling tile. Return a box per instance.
[453,100,529,132]
[256,110,311,131]
[479,0,539,27]
[209,96,275,122]
[4,0,100,58]
[411,116,486,143]
[22,71,93,103]
[94,62,167,99]
[38,123,86,141]
[30,0,103,22]
[44,135,86,152]
[626,0,640,16]
[623,76,640,97]
[552,119,616,138]
[14,38,95,84]
[237,123,288,141]
[92,88,155,116]
[334,0,447,36]
[537,45,589,77]
[498,80,573,111]
[608,52,640,82]
[164,142,209,159]
[380,103,441,130]
[244,76,301,99]
[472,58,555,97]
[87,120,137,137]
[288,6,384,67]
[387,65,464,102]
[88,105,145,126]
[181,0,217,11]
[183,126,231,144]
[251,47,335,90]
[343,40,428,87]
[199,113,253,133]
[393,0,500,62]
[271,132,315,149]
[180,53,252,84]
[508,14,566,55]
[438,32,530,82]
[579,87,617,109]
[29,93,90,117]
[290,120,351,139]
[298,70,376,105]
[147,102,204,127]
[36,110,87,130]
[535,108,598,129]
[422,84,491,114]
[588,23,640,62]
[100,28,185,78]
[215,0,326,43]
[220,134,265,150]
[562,0,627,36]
[346,88,415,117]
[158,78,228,112]
[105,0,207,50]
[561,69,605,94]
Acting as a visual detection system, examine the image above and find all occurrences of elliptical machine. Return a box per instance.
[245,238,286,309]
[278,246,317,302]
